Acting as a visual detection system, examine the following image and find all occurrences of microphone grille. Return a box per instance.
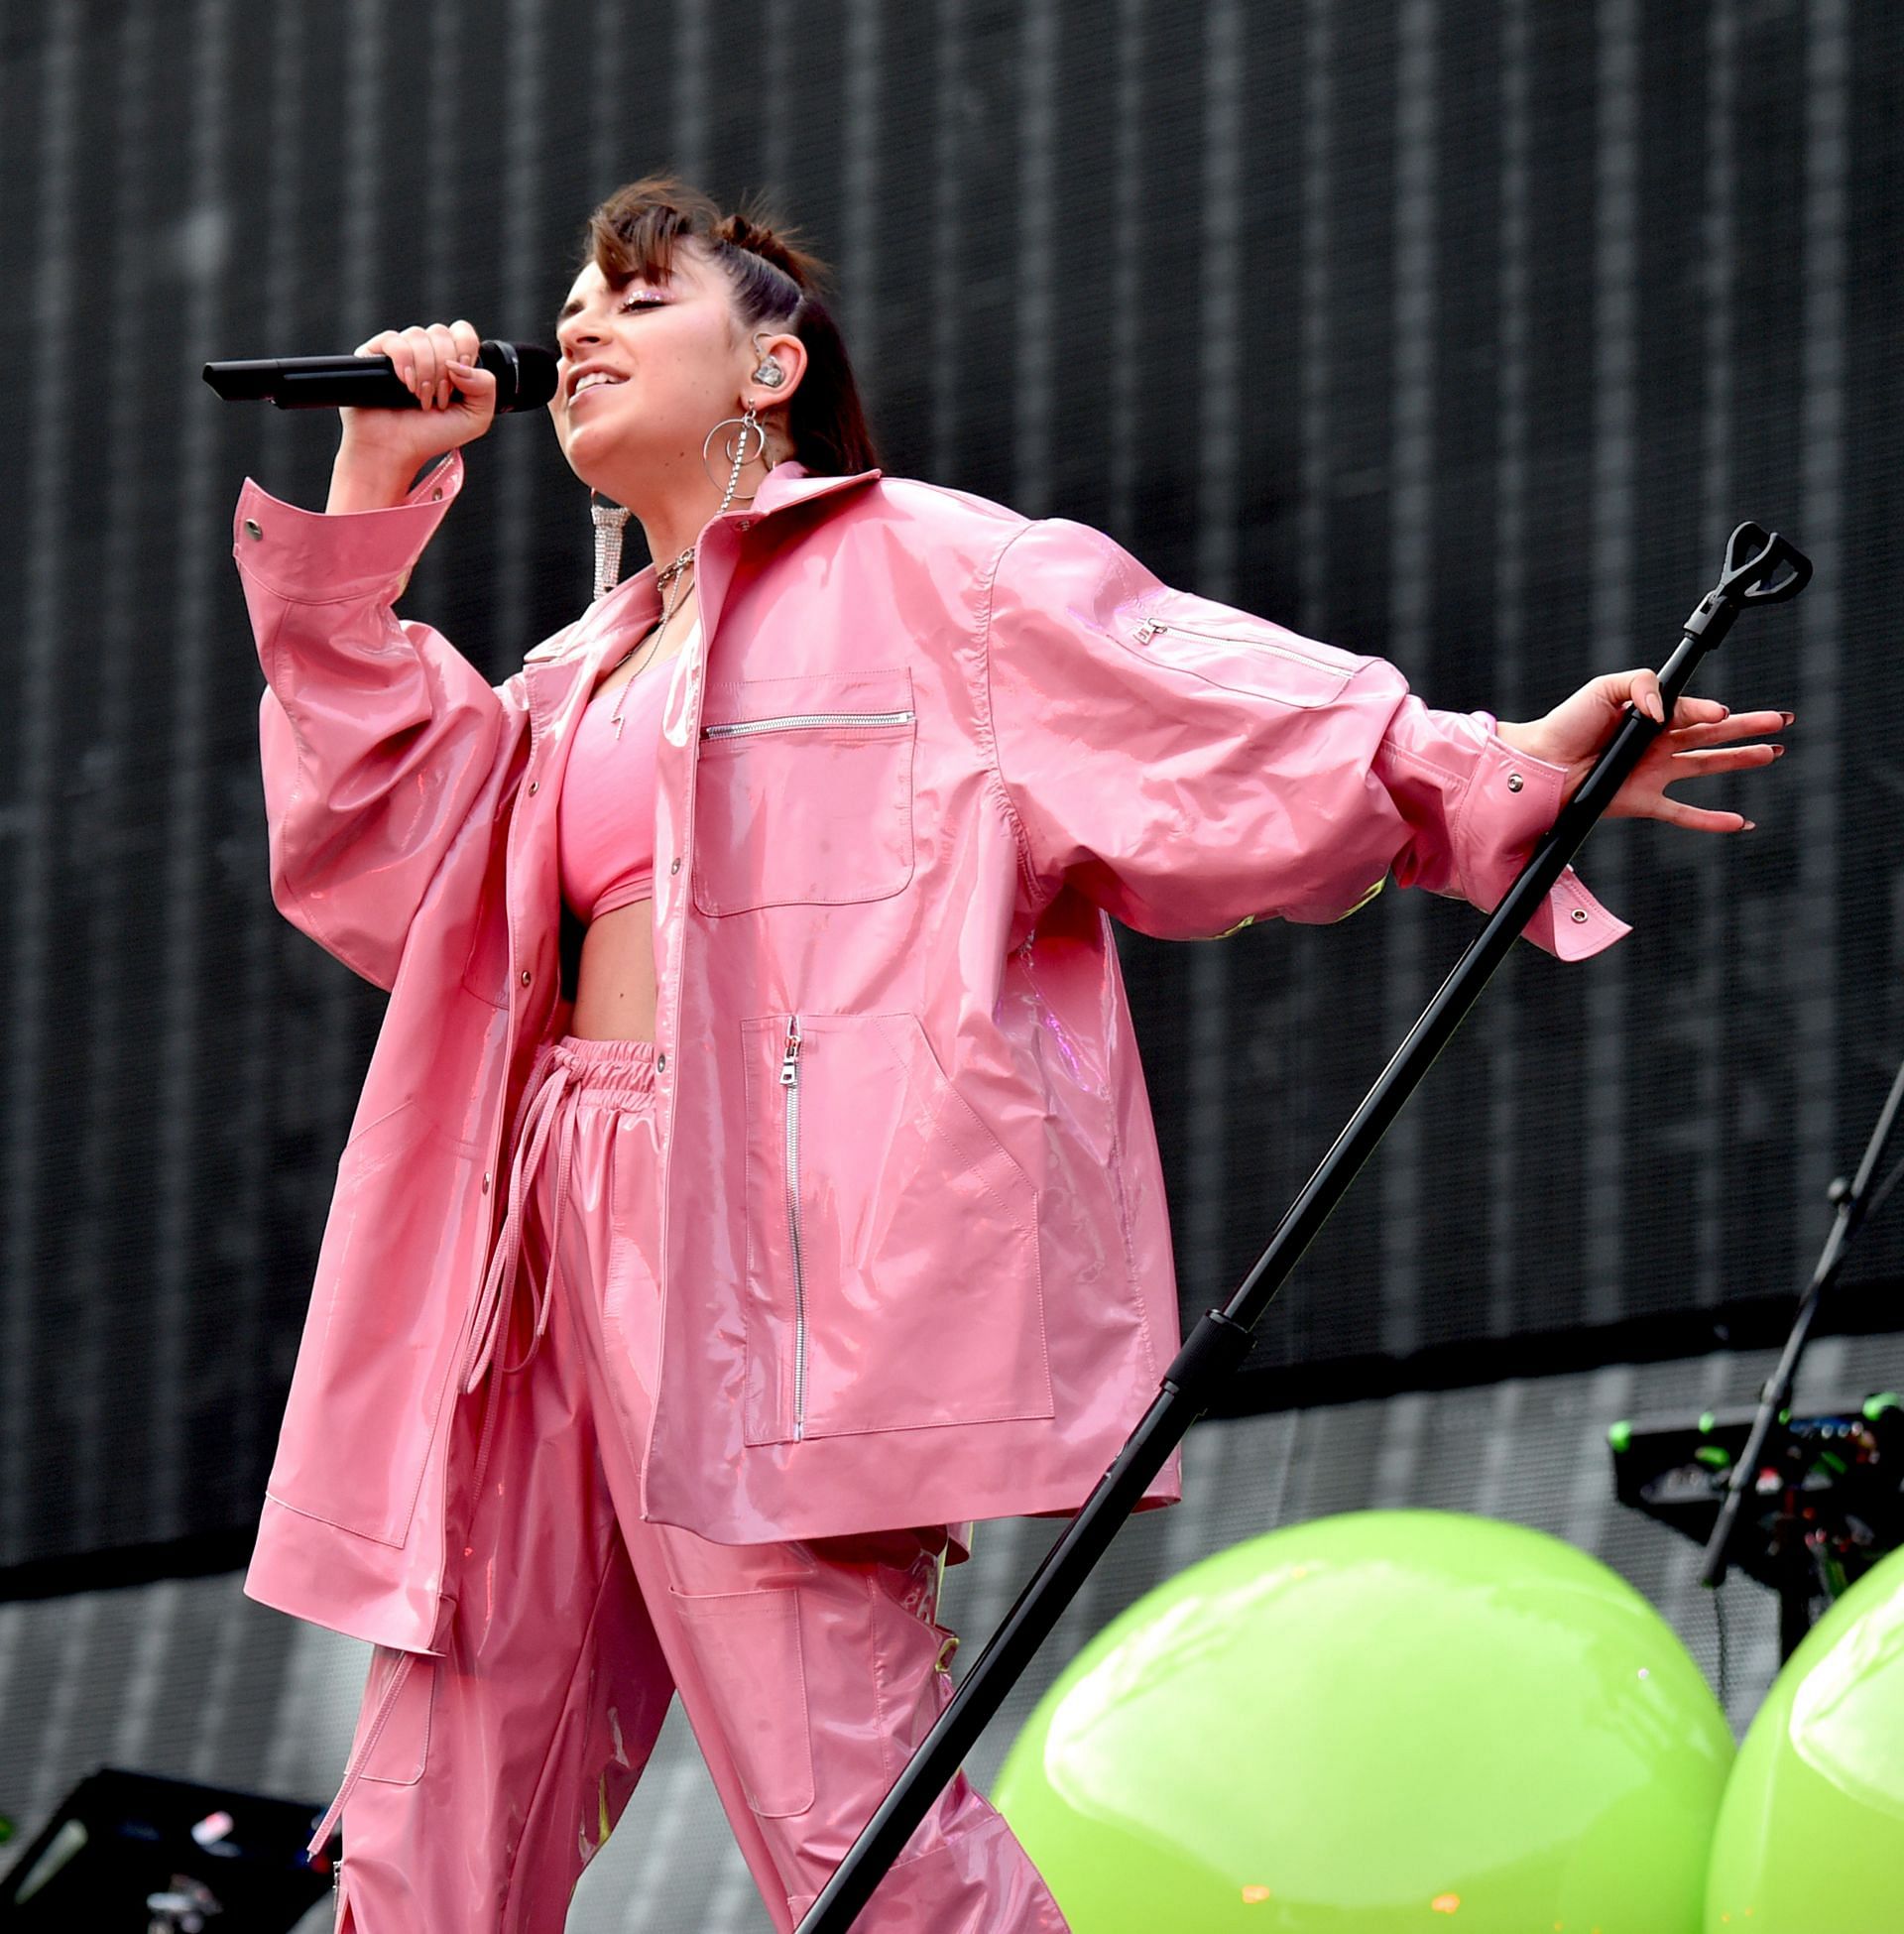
[480,340,559,412]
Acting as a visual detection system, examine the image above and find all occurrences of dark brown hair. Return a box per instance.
[578,175,881,477]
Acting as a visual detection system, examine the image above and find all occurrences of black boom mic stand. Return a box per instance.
[796,521,1813,1933]
[1698,1041,1904,1655]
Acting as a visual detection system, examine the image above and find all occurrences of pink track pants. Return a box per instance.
[323,1032,1070,1933]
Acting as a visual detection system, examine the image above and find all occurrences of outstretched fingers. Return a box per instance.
[1649,796,1755,834]
[1667,742,1784,778]
[1666,705,1790,748]
[1663,691,1729,729]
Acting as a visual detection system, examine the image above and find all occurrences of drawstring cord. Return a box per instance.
[462,1058,576,1395]
[305,1647,418,1861]
[307,1050,576,1868]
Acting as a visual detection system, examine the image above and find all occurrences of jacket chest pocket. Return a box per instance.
[692,669,916,916]
[738,1010,1052,1445]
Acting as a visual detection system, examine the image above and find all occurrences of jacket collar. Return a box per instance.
[746,456,883,518]
[524,460,882,664]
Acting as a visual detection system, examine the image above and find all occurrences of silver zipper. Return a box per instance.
[1132,616,1332,676]
[704,707,914,740]
[779,1017,808,1440]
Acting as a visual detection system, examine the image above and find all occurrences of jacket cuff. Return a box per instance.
[231,449,464,605]
[1456,719,1631,961]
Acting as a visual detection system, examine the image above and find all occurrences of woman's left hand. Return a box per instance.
[1494,669,1790,832]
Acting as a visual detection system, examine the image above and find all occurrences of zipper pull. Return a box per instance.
[779,1018,802,1086]
[1133,617,1163,645]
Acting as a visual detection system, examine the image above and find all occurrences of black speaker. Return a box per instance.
[0,1766,331,1930]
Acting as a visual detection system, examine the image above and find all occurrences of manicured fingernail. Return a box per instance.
[1741,819,1757,830]
[1648,693,1665,722]
[1781,710,1795,724]
[1771,744,1785,757]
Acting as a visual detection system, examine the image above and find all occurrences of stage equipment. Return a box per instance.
[0,1765,331,1929]
[1703,1541,1904,1929]
[201,338,557,412]
[992,1511,1731,1932]
[796,520,1811,1931]
[1692,1045,1904,1642]
[1611,1392,1904,1661]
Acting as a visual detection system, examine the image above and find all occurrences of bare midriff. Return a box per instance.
[568,609,693,1043]
[571,902,663,1040]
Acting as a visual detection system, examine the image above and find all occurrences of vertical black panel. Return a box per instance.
[863,2,940,481]
[1840,0,1904,1297]
[1038,0,1120,532]
[1414,0,1504,1348]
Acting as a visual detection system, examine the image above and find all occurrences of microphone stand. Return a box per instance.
[795,521,1812,1933]
[1698,1044,1904,1657]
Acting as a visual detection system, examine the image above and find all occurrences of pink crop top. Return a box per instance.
[558,620,698,923]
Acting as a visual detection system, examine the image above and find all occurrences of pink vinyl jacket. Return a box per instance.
[231,449,1626,1657]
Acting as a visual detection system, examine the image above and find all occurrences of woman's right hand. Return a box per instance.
[335,319,499,479]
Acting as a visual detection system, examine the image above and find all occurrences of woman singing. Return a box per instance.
[229,178,1786,1932]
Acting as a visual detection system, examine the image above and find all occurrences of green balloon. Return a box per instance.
[993,1510,1732,1931]
[1705,1543,1904,1928]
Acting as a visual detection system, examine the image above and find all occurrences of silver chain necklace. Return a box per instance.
[593,398,769,741]
[606,549,695,739]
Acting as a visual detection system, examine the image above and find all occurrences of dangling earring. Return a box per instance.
[701,400,772,512]
[590,489,632,600]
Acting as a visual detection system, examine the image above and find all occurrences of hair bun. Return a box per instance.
[718,211,810,288]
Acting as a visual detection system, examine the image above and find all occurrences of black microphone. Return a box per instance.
[202,339,558,412]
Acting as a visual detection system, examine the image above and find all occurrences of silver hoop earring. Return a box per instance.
[702,403,770,511]
[590,489,632,600]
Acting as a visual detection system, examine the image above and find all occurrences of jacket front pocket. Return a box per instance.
[692,669,915,916]
[739,1011,1051,1445]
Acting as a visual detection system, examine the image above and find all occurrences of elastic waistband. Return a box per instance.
[461,1032,658,1402]
[529,1031,657,1102]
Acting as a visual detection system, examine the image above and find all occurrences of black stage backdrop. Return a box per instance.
[1,0,1900,1582]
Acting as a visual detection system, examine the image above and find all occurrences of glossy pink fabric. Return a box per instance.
[230,450,1629,1658]
[326,1034,1067,1932]
[558,619,698,923]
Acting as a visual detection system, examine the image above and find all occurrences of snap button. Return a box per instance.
[521,968,532,985]
[242,518,263,540]
[1506,773,1524,792]
[431,487,443,500]
[481,1172,491,1193]
[669,857,681,874]
[1571,907,1590,923]
[655,1051,666,1072]
[527,780,538,794]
